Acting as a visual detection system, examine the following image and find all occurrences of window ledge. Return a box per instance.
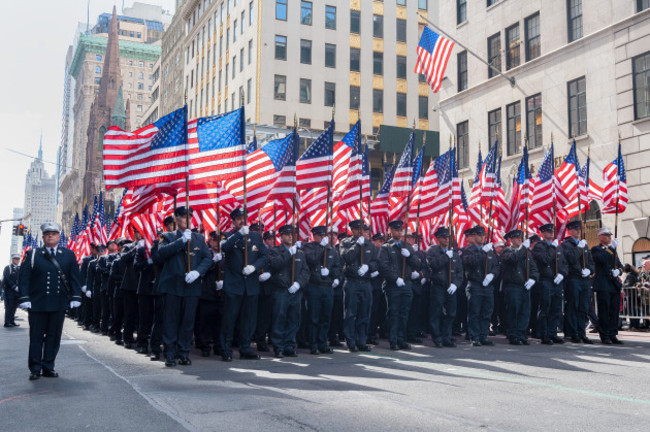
[486,0,504,13]
[632,116,650,126]
[569,134,589,143]
[456,20,468,30]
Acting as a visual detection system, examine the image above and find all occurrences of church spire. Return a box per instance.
[112,86,127,129]
[38,130,43,160]
[97,6,122,110]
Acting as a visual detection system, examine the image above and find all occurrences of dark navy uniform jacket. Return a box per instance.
[377,239,420,289]
[268,246,311,291]
[340,237,379,281]
[2,264,20,300]
[302,242,343,288]
[500,246,540,286]
[157,231,212,297]
[591,244,623,292]
[86,257,100,293]
[18,247,82,312]
[133,246,156,296]
[462,244,500,295]
[532,241,568,281]
[221,231,268,296]
[427,245,463,289]
[560,237,595,279]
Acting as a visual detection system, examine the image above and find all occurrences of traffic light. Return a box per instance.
[18,224,25,236]
[12,225,18,236]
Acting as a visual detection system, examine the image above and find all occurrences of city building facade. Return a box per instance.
[23,142,56,236]
[10,208,24,256]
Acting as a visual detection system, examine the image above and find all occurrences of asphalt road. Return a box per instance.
[2,305,650,432]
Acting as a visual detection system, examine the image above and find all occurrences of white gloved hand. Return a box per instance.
[522,239,531,249]
[370,271,379,278]
[138,239,145,248]
[19,302,31,309]
[182,229,192,243]
[612,238,619,249]
[320,237,329,247]
[81,285,87,293]
[551,239,559,248]
[14,286,18,292]
[239,225,250,236]
[581,268,591,277]
[447,283,457,295]
[421,278,427,285]
[612,269,621,278]
[70,301,81,309]
[577,239,587,249]
[446,250,453,259]
[356,236,365,245]
[216,280,224,290]
[212,252,223,262]
[482,243,493,253]
[85,290,92,298]
[553,274,564,285]
[147,258,154,265]
[289,245,297,255]
[396,277,406,287]
[258,272,271,282]
[357,264,369,276]
[242,265,256,276]
[411,271,420,280]
[482,273,494,287]
[332,278,340,288]
[524,279,535,290]
[295,241,302,249]
[401,248,410,257]
[321,267,330,277]
[288,282,300,294]
[185,270,200,284]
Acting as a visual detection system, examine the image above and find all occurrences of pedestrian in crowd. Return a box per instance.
[3,253,21,328]
[591,227,624,344]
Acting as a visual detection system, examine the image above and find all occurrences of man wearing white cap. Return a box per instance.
[591,227,624,344]
[3,253,21,327]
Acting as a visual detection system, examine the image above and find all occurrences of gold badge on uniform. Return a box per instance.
[252,245,259,252]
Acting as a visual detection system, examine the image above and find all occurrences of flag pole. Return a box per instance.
[216,182,221,282]
[614,134,621,267]
[357,111,364,268]
[243,99,249,267]
[573,136,585,270]
[402,121,416,279]
[416,134,425,251]
[551,134,558,276]
[448,135,454,285]
[291,114,298,284]
[183,96,191,273]
[324,109,334,268]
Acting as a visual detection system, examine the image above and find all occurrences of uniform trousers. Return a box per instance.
[328,287,344,342]
[343,279,372,348]
[4,294,17,326]
[595,290,620,340]
[467,283,494,342]
[564,277,590,338]
[220,292,258,356]
[122,291,139,344]
[306,285,333,350]
[505,283,531,341]
[429,286,457,344]
[254,292,273,347]
[28,310,66,373]
[386,283,413,345]
[270,289,302,353]
[197,297,223,351]
[136,294,155,349]
[537,279,563,339]
[162,294,199,360]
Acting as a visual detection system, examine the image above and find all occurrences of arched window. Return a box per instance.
[98,126,106,151]
[95,66,101,74]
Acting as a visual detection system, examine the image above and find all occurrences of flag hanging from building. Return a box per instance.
[415,26,455,93]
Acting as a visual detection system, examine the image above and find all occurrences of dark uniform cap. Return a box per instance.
[263,231,275,240]
[566,220,581,230]
[41,222,61,233]
[528,234,541,243]
[118,239,131,247]
[463,227,475,236]
[388,220,404,230]
[337,232,350,241]
[311,225,327,236]
[208,231,219,240]
[174,206,194,217]
[473,226,486,235]
[278,224,294,235]
[11,253,20,259]
[348,219,363,230]
[504,229,523,240]
[434,227,450,238]
[229,207,246,219]
[539,223,554,233]
[106,240,117,247]
[363,224,371,231]
[250,223,264,232]
[372,233,386,241]
[163,216,175,226]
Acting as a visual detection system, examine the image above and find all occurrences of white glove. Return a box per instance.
[295,241,302,249]
[216,280,224,290]
[612,269,621,278]
[19,302,31,309]
[524,279,535,290]
[411,270,420,280]
[321,267,330,277]
[14,286,18,292]
[551,239,559,248]
[356,236,365,245]
[138,239,145,248]
[445,250,453,259]
[239,225,250,236]
[320,237,329,247]
[70,301,81,309]
[581,268,591,277]
[242,265,256,276]
[212,252,223,262]
[81,285,87,293]
[482,273,494,287]
[288,245,297,256]
[147,258,154,265]
[396,277,406,287]
[370,271,379,278]
[358,264,369,276]
[553,274,564,285]
[447,283,457,295]
[288,282,300,294]
[185,270,200,284]
[182,229,192,243]
[85,290,92,298]
[482,243,493,253]
[522,239,531,249]
[401,248,410,257]
[421,278,427,285]
[577,239,587,249]
[612,239,619,249]
[259,272,271,282]
[332,278,340,288]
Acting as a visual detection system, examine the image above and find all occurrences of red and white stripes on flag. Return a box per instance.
[415,27,455,93]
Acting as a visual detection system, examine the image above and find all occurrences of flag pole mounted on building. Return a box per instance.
[416,12,515,88]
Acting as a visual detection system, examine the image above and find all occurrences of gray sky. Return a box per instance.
[0,0,176,267]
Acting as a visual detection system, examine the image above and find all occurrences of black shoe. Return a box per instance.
[115,340,123,346]
[240,351,261,360]
[390,343,400,350]
[406,337,423,344]
[274,351,284,358]
[310,348,321,355]
[358,344,372,352]
[442,341,457,348]
[472,340,482,347]
[329,340,343,347]
[42,370,58,378]
[222,354,233,362]
[398,342,411,350]
[520,339,530,346]
[581,336,594,344]
[150,353,161,361]
[551,336,565,344]
[282,350,298,357]
[367,338,378,345]
[165,358,176,367]
[178,356,192,365]
[201,349,211,357]
[348,345,359,353]
[434,342,443,348]
[109,335,116,341]
[509,339,523,345]
[489,330,496,336]
[4,323,14,328]
[541,338,554,345]
[12,323,20,327]
[601,339,613,345]
[29,372,40,381]
[611,337,624,345]
[480,340,494,346]
[570,336,581,343]
[124,342,134,350]
[257,343,270,352]
[318,346,333,354]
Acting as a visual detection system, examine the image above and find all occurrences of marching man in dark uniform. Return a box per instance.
[560,220,595,343]
[378,220,420,351]
[195,231,224,357]
[18,222,82,380]
[591,227,624,344]
[368,233,387,345]
[501,229,539,345]
[220,208,268,362]
[532,224,568,345]
[427,227,463,348]
[254,230,275,352]
[3,254,21,327]
[157,206,212,367]
[268,225,311,358]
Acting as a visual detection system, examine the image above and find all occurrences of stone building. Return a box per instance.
[23,141,56,236]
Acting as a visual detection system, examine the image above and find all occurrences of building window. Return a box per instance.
[419,95,428,119]
[373,89,383,113]
[301,1,312,25]
[241,11,245,33]
[248,39,253,64]
[225,64,228,84]
[95,66,102,74]
[639,0,650,11]
[325,43,336,68]
[525,13,541,61]
[300,39,312,64]
[300,78,312,103]
[396,19,406,42]
[247,78,252,103]
[275,35,287,60]
[137,93,143,101]
[457,0,467,25]
[397,0,406,5]
[350,10,360,34]
[250,1,254,25]
[373,14,383,38]
[299,118,311,128]
[457,51,467,91]
[373,51,383,75]
[487,33,501,78]
[137,83,144,90]
[350,48,360,72]
[324,82,336,107]
[633,52,650,120]
[274,74,286,100]
[232,56,236,78]
[233,20,238,41]
[506,24,520,70]
[276,0,287,20]
[94,77,100,84]
[240,49,244,71]
[273,115,286,127]
[419,0,428,10]
[506,101,521,155]
[350,86,360,110]
[526,94,542,149]
[567,0,582,42]
[396,55,407,79]
[487,0,500,5]
[396,93,407,117]
[96,55,102,61]
[488,108,501,147]
[139,61,144,67]
[568,76,587,136]
[457,121,469,168]
[325,5,336,29]
[137,105,143,112]
[138,72,144,80]
[239,86,244,108]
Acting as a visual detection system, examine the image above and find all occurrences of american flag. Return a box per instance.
[602,143,628,214]
[265,130,298,204]
[556,140,585,219]
[103,106,188,189]
[580,156,604,204]
[529,144,555,228]
[338,126,363,211]
[371,164,395,235]
[415,26,455,93]
[361,144,371,201]
[479,144,498,203]
[492,155,509,232]
[468,148,483,225]
[187,107,246,184]
[420,148,453,219]
[507,146,531,232]
[108,189,128,241]
[296,121,334,190]
[93,191,109,245]
[332,121,360,195]
[389,132,414,198]
[407,144,425,222]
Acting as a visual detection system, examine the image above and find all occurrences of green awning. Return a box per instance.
[378,125,439,158]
